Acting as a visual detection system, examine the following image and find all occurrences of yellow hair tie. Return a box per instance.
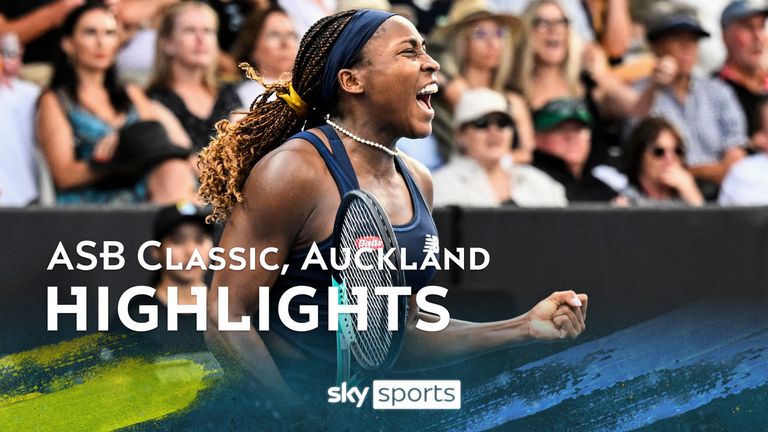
[278,83,309,119]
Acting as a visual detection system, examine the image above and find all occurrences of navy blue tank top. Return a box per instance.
[266,125,439,362]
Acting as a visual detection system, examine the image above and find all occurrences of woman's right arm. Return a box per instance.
[507,92,535,164]
[37,91,105,189]
[205,143,324,404]
[125,85,193,148]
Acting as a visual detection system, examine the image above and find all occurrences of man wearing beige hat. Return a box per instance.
[433,88,567,207]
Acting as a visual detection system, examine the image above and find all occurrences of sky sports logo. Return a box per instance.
[327,380,461,409]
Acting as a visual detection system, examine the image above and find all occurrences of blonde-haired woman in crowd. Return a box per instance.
[514,0,640,116]
[437,0,535,163]
[148,1,243,153]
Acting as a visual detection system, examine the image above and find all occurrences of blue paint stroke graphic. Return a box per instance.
[430,301,768,431]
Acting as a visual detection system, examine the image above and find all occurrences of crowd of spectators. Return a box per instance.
[1,0,767,208]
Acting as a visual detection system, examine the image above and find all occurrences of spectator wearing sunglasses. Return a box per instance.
[621,117,703,206]
[433,0,535,164]
[532,97,618,202]
[433,88,567,208]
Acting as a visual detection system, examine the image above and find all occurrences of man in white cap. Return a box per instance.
[432,88,567,207]
[716,0,768,144]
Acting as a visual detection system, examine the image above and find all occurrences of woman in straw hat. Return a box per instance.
[433,0,536,163]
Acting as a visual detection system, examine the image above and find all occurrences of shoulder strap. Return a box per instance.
[318,124,360,190]
[289,128,357,195]
[55,89,76,113]
[395,154,430,216]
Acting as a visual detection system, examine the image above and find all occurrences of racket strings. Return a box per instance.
[344,203,392,363]
[338,199,398,369]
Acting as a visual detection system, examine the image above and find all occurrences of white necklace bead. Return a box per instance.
[326,118,398,157]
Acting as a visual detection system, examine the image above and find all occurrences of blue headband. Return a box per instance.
[320,9,396,108]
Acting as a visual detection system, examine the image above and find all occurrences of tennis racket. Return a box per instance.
[332,190,408,385]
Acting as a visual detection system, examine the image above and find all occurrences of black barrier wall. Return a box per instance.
[2,206,767,354]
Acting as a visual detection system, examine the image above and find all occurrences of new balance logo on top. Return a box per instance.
[423,234,439,254]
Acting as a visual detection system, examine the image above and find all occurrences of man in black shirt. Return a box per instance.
[532,98,618,202]
[716,0,768,139]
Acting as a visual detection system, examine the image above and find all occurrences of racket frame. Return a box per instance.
[331,190,408,384]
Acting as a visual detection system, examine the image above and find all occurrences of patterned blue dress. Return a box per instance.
[55,90,147,205]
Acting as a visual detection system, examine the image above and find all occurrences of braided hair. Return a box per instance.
[198,10,360,222]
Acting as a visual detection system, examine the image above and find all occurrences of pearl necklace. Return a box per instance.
[326,118,398,157]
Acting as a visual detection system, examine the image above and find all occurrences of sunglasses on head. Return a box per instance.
[469,114,514,129]
[650,146,685,158]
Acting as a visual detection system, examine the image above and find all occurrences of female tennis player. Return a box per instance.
[198,9,588,405]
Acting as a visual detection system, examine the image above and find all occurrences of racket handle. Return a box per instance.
[336,316,351,385]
